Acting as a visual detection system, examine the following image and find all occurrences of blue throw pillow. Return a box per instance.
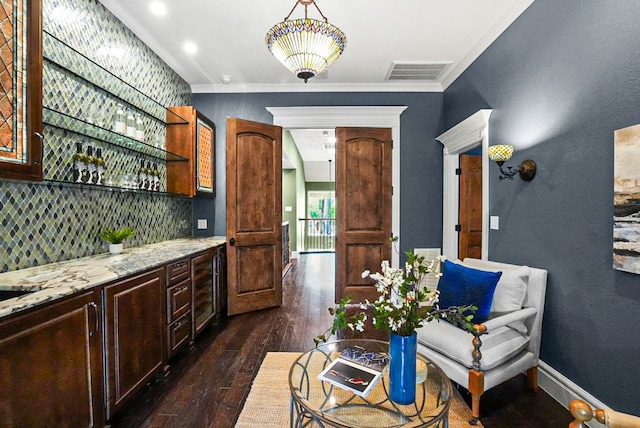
[437,260,502,323]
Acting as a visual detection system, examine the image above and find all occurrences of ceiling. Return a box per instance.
[98,0,534,180]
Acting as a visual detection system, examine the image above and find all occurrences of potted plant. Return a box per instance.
[100,227,135,255]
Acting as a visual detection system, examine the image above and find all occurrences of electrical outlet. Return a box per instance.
[490,216,499,230]
[197,219,207,230]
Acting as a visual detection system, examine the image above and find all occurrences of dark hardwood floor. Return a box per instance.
[110,253,573,428]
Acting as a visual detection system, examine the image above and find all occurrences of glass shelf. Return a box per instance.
[43,30,188,126]
[43,107,188,162]
[43,179,191,198]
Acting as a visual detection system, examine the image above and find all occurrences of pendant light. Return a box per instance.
[265,0,346,83]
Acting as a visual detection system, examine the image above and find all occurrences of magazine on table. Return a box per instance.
[317,346,390,397]
[339,345,390,371]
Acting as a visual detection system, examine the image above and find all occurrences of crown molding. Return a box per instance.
[191,81,443,94]
[440,0,535,90]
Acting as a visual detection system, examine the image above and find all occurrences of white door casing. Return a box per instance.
[266,106,407,267]
[436,109,492,261]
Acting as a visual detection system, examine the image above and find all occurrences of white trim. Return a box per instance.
[436,110,492,261]
[267,106,407,267]
[538,360,607,428]
[440,0,535,90]
[192,82,443,94]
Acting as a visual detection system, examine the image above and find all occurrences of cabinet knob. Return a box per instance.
[229,237,235,247]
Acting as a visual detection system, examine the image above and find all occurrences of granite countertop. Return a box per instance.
[0,237,226,318]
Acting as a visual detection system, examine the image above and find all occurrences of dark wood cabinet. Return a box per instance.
[0,290,103,427]
[192,250,215,336]
[165,106,215,197]
[191,245,226,337]
[166,258,192,360]
[103,268,165,420]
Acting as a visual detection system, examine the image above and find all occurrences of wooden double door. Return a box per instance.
[226,119,392,315]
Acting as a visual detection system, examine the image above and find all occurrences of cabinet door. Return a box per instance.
[0,290,103,427]
[166,106,215,197]
[103,268,165,419]
[192,251,215,336]
[0,0,43,181]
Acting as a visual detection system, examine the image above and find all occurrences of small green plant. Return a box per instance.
[100,227,135,244]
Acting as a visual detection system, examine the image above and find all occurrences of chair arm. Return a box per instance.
[481,307,537,333]
[469,307,537,372]
[569,399,640,428]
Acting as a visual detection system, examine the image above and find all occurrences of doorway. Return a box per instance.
[268,106,406,267]
[437,110,492,260]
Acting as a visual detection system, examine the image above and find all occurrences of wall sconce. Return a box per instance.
[487,145,536,181]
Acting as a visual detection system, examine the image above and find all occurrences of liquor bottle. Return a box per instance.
[96,148,106,186]
[72,142,86,183]
[113,103,125,134]
[152,163,160,191]
[144,161,152,190]
[135,113,145,142]
[137,159,147,190]
[86,145,98,184]
[126,108,136,139]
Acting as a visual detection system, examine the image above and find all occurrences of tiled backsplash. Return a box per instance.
[0,0,194,273]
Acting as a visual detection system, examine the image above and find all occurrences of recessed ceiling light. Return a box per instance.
[149,2,167,16]
[183,42,197,54]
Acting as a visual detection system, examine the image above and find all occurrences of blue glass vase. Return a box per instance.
[389,331,417,404]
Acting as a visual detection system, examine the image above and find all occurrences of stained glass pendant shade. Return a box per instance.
[266,0,346,82]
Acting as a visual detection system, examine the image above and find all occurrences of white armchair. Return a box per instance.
[416,258,548,424]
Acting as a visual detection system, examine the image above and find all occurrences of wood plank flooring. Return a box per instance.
[110,253,573,428]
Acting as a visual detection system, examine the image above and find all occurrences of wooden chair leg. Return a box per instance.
[468,369,484,425]
[527,366,539,392]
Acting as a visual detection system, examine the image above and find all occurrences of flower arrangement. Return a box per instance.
[316,246,476,344]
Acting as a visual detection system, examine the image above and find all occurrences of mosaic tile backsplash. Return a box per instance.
[0,0,195,273]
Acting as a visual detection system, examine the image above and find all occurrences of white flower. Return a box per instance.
[361,269,370,278]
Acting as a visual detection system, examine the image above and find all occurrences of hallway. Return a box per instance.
[111,253,571,428]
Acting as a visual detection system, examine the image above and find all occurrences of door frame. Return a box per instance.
[266,106,407,267]
[436,109,492,261]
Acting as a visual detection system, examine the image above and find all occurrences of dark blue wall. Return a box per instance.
[192,92,444,255]
[444,0,640,413]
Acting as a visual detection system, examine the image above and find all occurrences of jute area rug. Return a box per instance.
[235,352,483,427]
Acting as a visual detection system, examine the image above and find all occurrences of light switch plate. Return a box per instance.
[197,219,207,230]
[285,206,293,212]
[490,216,499,230]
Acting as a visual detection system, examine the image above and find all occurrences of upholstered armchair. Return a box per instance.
[416,258,548,424]
[569,399,640,428]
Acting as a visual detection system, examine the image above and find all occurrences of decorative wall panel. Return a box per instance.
[614,124,640,274]
[1,0,194,272]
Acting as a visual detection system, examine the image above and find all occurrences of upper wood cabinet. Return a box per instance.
[166,106,215,197]
[0,0,43,181]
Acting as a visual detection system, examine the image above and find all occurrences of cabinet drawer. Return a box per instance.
[167,312,191,359]
[167,279,191,323]
[167,259,190,285]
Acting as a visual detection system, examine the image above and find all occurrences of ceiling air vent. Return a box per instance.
[385,61,451,81]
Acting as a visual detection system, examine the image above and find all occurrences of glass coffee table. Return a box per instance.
[289,339,452,428]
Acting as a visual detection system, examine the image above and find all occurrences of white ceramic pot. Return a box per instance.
[109,243,123,255]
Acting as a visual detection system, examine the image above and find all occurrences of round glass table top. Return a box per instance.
[288,339,452,428]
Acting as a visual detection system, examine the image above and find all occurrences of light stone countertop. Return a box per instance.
[0,237,226,318]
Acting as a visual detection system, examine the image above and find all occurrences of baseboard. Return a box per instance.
[538,360,607,428]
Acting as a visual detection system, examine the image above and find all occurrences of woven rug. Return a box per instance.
[235,352,482,427]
